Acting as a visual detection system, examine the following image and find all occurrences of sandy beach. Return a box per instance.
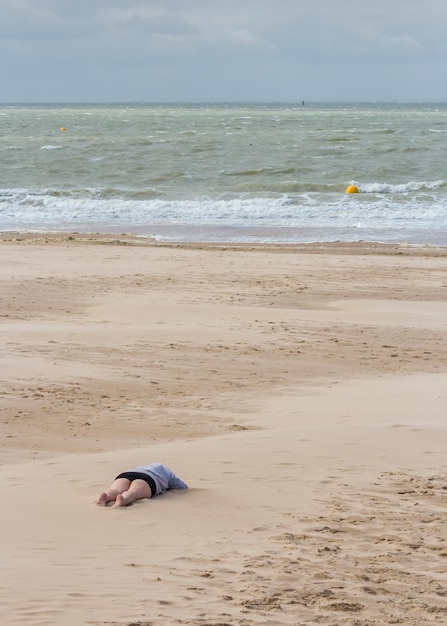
[1,232,446,626]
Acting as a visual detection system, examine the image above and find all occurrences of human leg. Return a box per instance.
[96,478,131,506]
[114,479,153,507]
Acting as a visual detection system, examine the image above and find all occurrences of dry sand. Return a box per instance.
[1,233,446,626]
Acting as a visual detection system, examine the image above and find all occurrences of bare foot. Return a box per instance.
[114,494,127,507]
[96,492,109,506]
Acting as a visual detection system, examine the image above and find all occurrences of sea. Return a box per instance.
[1,102,447,245]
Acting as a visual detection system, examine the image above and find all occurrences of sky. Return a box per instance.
[2,0,447,103]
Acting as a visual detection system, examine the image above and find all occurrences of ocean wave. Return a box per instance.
[360,180,445,193]
[1,186,447,231]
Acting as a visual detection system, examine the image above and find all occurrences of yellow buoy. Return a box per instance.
[345,184,359,194]
[60,127,66,131]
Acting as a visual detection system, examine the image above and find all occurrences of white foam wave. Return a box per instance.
[360,180,444,194]
[1,187,447,245]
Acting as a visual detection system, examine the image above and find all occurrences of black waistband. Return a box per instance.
[115,471,157,497]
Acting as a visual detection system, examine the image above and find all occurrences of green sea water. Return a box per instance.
[1,102,447,244]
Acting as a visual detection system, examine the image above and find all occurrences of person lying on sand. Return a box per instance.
[96,462,188,507]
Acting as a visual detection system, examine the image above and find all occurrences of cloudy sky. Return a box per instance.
[2,0,447,102]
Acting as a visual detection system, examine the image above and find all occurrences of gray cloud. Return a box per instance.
[123,14,197,36]
[1,0,447,101]
[0,1,101,38]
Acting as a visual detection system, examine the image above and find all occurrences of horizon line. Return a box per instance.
[1,100,447,106]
